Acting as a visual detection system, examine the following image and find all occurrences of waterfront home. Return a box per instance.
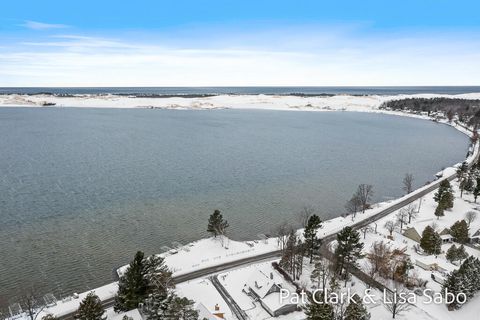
[245,268,297,317]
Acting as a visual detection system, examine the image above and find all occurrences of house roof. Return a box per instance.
[472,229,480,238]
[109,309,142,320]
[402,227,421,241]
[196,303,222,320]
[246,269,282,299]
[439,228,450,236]
[261,291,295,313]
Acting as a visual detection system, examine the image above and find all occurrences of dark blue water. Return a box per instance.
[1,86,479,96]
[0,107,469,306]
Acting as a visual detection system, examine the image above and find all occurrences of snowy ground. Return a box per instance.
[1,92,480,112]
[356,178,480,319]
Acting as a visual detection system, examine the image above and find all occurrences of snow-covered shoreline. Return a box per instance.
[1,92,480,111]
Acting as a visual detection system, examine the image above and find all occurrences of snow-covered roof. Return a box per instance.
[472,229,480,238]
[261,292,290,313]
[440,234,453,239]
[246,269,282,299]
[195,303,222,320]
[107,309,142,320]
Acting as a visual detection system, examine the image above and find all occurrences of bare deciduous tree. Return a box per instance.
[384,220,396,237]
[18,287,46,320]
[345,195,362,220]
[360,225,372,239]
[310,257,332,290]
[465,211,477,227]
[404,204,418,223]
[402,173,414,194]
[366,241,392,280]
[395,210,408,231]
[353,184,374,213]
[382,287,411,319]
[274,222,294,253]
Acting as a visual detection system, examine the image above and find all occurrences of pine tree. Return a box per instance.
[165,296,199,320]
[334,226,364,278]
[206,209,229,237]
[450,220,469,244]
[420,226,441,255]
[344,295,371,320]
[434,203,445,219]
[443,270,465,310]
[442,256,480,310]
[457,245,469,261]
[434,180,454,209]
[303,214,323,263]
[304,293,334,320]
[74,293,106,320]
[114,251,148,312]
[446,244,458,263]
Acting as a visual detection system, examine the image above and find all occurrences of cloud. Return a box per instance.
[1,26,480,86]
[21,20,69,30]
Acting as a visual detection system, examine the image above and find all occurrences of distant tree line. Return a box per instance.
[380,97,480,126]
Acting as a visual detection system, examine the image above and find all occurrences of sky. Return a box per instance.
[1,0,480,87]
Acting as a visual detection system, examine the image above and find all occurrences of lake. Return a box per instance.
[0,108,469,305]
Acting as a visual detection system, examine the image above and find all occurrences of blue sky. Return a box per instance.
[1,0,480,86]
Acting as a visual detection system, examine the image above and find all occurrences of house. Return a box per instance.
[245,269,297,317]
[196,303,226,320]
[403,227,422,243]
[440,234,453,244]
[416,259,448,273]
[416,259,437,271]
[471,229,480,243]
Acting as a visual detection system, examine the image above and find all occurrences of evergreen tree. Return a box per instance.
[450,220,469,244]
[442,256,480,310]
[74,293,106,320]
[206,209,229,237]
[434,203,445,219]
[459,176,469,197]
[434,180,454,209]
[165,296,199,320]
[304,293,334,320]
[446,245,458,263]
[303,214,323,262]
[334,226,364,278]
[457,245,469,261]
[420,226,441,255]
[443,270,466,310]
[344,295,371,320]
[114,251,148,312]
[473,178,480,202]
[42,315,58,320]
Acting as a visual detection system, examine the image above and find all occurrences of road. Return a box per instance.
[210,275,249,320]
